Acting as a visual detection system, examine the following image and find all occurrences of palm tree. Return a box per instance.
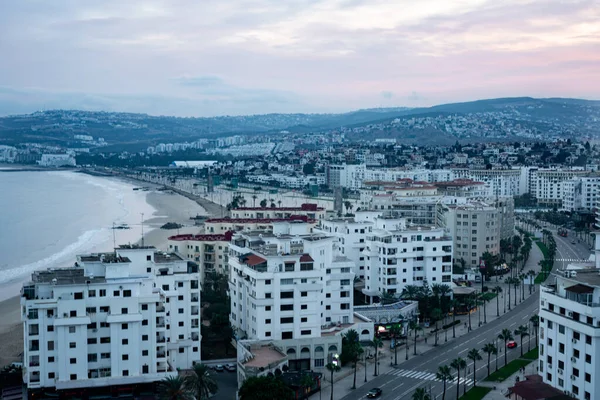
[498,329,514,366]
[325,362,341,400]
[343,329,362,389]
[512,277,520,306]
[436,365,453,400]
[493,286,502,316]
[467,349,482,387]
[505,277,514,310]
[409,320,422,355]
[389,325,402,365]
[465,295,475,331]
[411,387,431,400]
[251,194,257,207]
[479,293,489,324]
[431,308,442,346]
[188,364,218,400]
[451,299,460,338]
[401,285,422,301]
[278,199,282,208]
[527,270,536,294]
[514,325,530,357]
[450,358,466,400]
[371,336,383,376]
[482,343,497,377]
[530,315,540,348]
[158,376,193,400]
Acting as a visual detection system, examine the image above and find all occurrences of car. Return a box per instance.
[225,363,236,372]
[507,340,517,349]
[366,388,383,398]
[214,364,224,372]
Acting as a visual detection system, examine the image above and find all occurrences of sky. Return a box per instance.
[0,0,599,116]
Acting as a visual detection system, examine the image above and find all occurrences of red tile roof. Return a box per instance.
[243,254,267,266]
[233,203,323,211]
[300,254,314,262]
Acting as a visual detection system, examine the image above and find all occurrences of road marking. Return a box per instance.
[459,348,469,354]
[477,339,486,344]
[392,383,404,391]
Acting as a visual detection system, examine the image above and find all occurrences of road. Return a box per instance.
[342,230,591,400]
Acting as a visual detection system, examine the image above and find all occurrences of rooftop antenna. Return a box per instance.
[141,213,145,247]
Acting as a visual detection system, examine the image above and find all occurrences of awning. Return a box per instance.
[565,284,594,294]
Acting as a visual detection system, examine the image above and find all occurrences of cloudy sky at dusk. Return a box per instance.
[1,0,599,116]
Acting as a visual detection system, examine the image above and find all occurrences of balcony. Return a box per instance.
[191,295,199,303]
[29,356,40,367]
[29,345,39,352]
[191,333,200,341]
[156,305,166,313]
[191,307,199,316]
[157,351,166,358]
[157,337,166,343]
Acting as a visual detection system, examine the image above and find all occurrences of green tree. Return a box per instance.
[530,315,540,349]
[431,308,443,346]
[188,364,218,400]
[498,329,514,366]
[467,349,482,387]
[409,319,422,355]
[450,358,466,400]
[411,387,431,400]
[342,329,362,389]
[493,286,502,316]
[158,376,193,400]
[239,376,293,400]
[389,325,402,365]
[260,198,268,208]
[482,343,497,377]
[344,200,353,214]
[300,373,315,400]
[326,362,342,400]
[514,325,530,357]
[302,163,315,175]
[436,365,453,400]
[371,336,384,376]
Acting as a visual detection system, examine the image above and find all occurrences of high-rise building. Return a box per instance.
[362,217,453,302]
[539,266,600,400]
[20,246,201,396]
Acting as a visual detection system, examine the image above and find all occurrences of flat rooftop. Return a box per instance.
[78,253,131,263]
[154,252,184,263]
[30,268,107,285]
[244,346,286,368]
[556,268,600,287]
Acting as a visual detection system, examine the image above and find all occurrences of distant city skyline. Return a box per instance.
[1,0,599,116]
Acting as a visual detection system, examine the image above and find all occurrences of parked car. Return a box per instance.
[214,364,225,372]
[507,341,517,349]
[367,388,383,398]
[225,363,236,372]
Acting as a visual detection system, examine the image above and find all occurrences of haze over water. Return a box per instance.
[0,170,154,301]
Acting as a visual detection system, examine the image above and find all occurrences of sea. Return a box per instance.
[0,170,155,301]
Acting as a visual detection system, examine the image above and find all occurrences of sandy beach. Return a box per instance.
[0,182,211,367]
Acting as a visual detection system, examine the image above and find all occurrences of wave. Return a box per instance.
[0,228,105,285]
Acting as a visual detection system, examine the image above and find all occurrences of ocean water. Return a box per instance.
[0,171,155,300]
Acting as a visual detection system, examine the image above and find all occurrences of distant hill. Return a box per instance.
[0,98,598,148]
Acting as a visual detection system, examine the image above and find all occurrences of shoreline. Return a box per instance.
[0,173,216,367]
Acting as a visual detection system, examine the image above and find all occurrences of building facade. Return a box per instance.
[20,246,201,396]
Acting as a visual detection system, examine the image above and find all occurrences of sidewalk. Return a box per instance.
[311,237,544,400]
[479,359,539,400]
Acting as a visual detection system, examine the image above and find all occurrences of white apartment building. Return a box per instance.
[326,164,366,189]
[20,246,201,396]
[362,217,453,302]
[230,204,326,220]
[314,218,373,280]
[532,170,589,206]
[228,232,373,378]
[204,216,316,234]
[168,231,233,276]
[364,168,454,184]
[561,176,600,212]
[441,202,500,267]
[453,168,521,197]
[433,179,492,198]
[38,154,76,167]
[539,268,600,400]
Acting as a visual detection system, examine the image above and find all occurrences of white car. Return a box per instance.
[225,363,236,372]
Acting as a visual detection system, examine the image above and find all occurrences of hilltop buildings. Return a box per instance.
[20,246,201,397]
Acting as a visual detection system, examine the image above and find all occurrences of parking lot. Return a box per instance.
[209,364,238,399]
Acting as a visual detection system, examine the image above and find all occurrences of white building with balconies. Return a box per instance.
[539,267,600,400]
[20,245,201,397]
[362,217,453,302]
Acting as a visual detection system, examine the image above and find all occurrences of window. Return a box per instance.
[559,343,564,353]
[69,326,76,333]
[143,365,149,374]
[122,370,129,376]
[281,279,294,285]
[89,290,96,297]
[280,291,294,299]
[48,372,55,379]
[179,308,184,314]
[142,304,148,311]
[88,338,97,344]
[100,337,110,344]
[122,354,129,361]
[122,323,128,330]
[280,317,294,324]
[265,319,271,324]
[301,291,308,297]
[121,308,128,314]
[301,317,307,323]
[586,335,592,345]
[265,293,272,299]
[179,348,185,354]
[280,304,293,311]
[69,342,76,349]
[47,325,54,332]
[282,331,293,339]
[559,324,565,334]
[122,339,128,345]
[265,331,271,337]
[315,359,324,367]
[179,321,184,327]
[585,373,591,383]
[265,279,271,285]
[265,306,271,311]
[301,304,307,310]
[113,290,120,297]
[301,330,311,335]
[48,356,55,363]
[142,319,148,326]
[88,353,97,362]
[585,354,591,363]
[142,350,149,356]
[70,358,77,364]
[70,374,77,380]
[123,290,131,297]
[47,341,54,351]
[100,306,109,313]
[99,289,106,297]
[101,353,110,359]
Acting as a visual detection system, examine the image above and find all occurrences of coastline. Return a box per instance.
[0,175,214,367]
